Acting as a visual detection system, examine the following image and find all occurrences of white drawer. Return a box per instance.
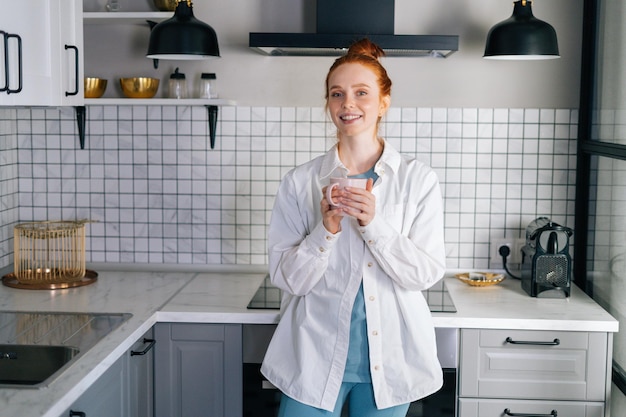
[459,329,609,401]
[459,398,604,417]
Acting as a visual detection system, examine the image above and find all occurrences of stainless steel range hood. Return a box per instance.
[249,0,458,57]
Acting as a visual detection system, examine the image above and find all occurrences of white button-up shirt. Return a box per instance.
[261,141,446,411]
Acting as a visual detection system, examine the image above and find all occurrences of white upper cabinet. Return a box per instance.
[0,0,84,106]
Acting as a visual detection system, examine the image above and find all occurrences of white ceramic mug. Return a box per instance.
[326,177,368,208]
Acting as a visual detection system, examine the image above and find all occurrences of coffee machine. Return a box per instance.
[521,217,573,297]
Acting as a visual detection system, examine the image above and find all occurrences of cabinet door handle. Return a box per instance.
[6,32,22,94]
[505,337,560,346]
[130,338,156,356]
[504,408,557,417]
[64,45,79,96]
[69,410,86,417]
[1,30,7,92]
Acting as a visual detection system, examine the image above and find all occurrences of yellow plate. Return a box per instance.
[455,272,505,287]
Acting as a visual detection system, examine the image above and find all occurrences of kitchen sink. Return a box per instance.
[0,344,79,386]
[0,312,131,388]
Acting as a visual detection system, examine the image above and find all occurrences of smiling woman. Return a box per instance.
[262,38,447,417]
[327,63,390,147]
[325,41,391,149]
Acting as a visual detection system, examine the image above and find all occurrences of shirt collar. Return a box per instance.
[319,140,402,180]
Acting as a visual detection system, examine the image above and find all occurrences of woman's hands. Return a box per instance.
[354,178,376,226]
[322,178,375,233]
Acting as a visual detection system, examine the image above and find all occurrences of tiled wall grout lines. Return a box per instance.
[0,106,578,270]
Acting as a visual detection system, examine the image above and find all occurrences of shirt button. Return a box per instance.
[325,235,332,241]
[372,330,378,336]
[374,365,380,371]
[319,247,325,252]
[368,239,374,244]
[360,230,366,234]
[367,262,373,267]
[369,296,375,301]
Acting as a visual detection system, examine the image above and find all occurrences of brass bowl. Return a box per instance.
[120,77,160,98]
[84,77,107,98]
[153,0,178,11]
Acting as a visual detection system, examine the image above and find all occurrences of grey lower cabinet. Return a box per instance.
[64,351,127,417]
[458,329,612,417]
[154,323,243,417]
[61,328,154,417]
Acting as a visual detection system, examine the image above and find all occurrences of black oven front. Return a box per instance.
[242,325,458,417]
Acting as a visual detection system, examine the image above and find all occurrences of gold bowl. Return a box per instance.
[153,0,178,11]
[455,272,505,287]
[120,77,160,98]
[84,77,107,98]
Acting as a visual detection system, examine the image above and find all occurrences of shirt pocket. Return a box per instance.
[380,204,404,232]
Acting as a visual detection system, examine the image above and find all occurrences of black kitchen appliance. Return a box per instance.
[521,217,573,297]
[249,0,459,57]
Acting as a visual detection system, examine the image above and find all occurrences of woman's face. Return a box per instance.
[327,63,390,141]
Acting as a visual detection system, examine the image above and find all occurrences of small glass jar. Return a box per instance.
[197,73,218,99]
[168,67,187,99]
[106,0,121,12]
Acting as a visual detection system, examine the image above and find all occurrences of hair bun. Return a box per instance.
[346,38,385,60]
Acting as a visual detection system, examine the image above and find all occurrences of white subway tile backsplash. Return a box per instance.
[430,123,446,138]
[401,108,417,123]
[524,109,539,124]
[445,123,461,139]
[462,108,478,124]
[432,108,448,123]
[539,109,555,123]
[401,122,417,138]
[0,106,579,270]
[386,108,401,122]
[556,109,571,124]
[447,108,463,123]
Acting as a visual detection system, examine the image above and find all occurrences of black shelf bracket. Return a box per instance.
[73,104,219,150]
[74,106,86,149]
[206,105,218,149]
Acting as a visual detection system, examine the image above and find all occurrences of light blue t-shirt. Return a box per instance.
[343,166,378,383]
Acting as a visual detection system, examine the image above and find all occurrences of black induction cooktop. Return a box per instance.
[247,275,456,313]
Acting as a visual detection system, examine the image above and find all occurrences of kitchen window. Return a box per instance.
[576,0,626,410]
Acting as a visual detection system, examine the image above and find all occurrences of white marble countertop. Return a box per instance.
[0,264,618,417]
[159,268,619,332]
[434,272,618,332]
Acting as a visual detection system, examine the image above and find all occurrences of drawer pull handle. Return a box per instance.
[505,337,560,346]
[504,408,557,417]
[130,338,156,356]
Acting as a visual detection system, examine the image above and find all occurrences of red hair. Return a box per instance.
[325,38,392,101]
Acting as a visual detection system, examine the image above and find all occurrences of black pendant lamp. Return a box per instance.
[147,0,220,60]
[484,0,559,60]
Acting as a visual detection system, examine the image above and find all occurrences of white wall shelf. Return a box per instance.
[80,5,235,151]
[83,12,170,24]
[83,98,235,106]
